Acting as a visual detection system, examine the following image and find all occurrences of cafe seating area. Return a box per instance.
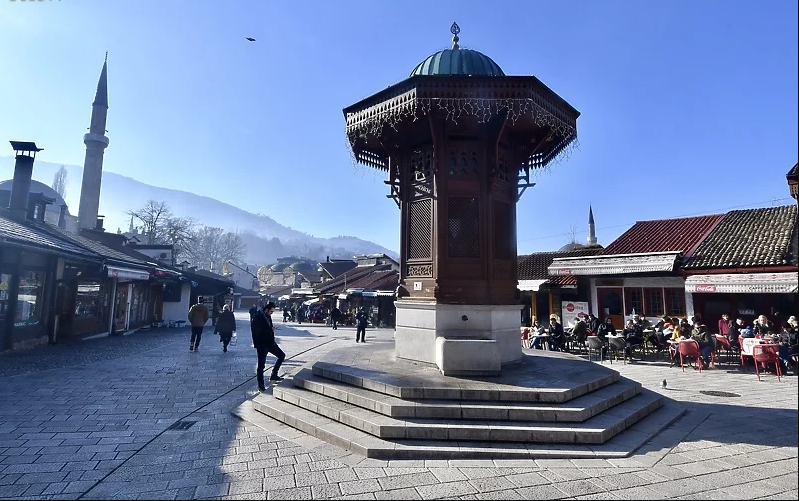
[520,314,798,382]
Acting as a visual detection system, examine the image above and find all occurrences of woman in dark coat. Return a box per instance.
[215,304,237,352]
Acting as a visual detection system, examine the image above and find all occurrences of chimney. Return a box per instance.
[58,205,68,229]
[326,256,330,263]
[95,216,105,231]
[8,141,42,220]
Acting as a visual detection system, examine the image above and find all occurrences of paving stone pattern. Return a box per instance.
[0,317,796,500]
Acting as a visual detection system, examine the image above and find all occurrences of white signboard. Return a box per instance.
[413,282,423,291]
[561,301,589,321]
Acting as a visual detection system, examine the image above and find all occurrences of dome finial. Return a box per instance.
[450,22,460,50]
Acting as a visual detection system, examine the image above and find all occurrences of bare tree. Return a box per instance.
[162,216,196,261]
[127,200,173,244]
[186,226,246,272]
[51,165,68,200]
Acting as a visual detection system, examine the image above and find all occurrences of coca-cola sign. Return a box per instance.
[694,284,717,293]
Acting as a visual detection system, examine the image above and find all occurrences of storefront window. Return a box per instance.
[0,274,12,323]
[645,288,664,317]
[15,270,43,327]
[624,288,644,316]
[75,281,103,318]
[665,288,686,317]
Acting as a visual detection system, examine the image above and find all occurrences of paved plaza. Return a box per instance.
[0,313,796,500]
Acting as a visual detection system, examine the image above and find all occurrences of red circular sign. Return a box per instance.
[566,303,575,312]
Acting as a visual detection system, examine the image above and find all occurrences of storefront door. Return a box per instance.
[115,284,129,332]
[598,287,624,329]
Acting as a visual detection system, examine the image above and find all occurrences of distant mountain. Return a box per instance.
[0,157,398,264]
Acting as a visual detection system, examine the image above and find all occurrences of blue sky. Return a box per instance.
[0,0,796,253]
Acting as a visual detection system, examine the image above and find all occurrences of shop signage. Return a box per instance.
[561,301,589,319]
[694,284,717,293]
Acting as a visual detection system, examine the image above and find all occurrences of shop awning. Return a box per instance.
[302,298,320,306]
[375,290,395,297]
[278,295,291,301]
[548,252,681,276]
[518,279,548,292]
[107,265,150,281]
[685,272,799,294]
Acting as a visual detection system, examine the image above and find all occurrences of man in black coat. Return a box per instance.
[250,302,285,391]
[331,307,341,330]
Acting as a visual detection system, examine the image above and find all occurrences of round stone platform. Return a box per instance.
[245,340,685,459]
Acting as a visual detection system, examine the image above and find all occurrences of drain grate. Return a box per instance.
[166,420,197,431]
[700,390,741,398]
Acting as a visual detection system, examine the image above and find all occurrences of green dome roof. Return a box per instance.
[410,48,504,77]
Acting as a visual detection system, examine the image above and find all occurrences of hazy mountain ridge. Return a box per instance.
[0,157,398,264]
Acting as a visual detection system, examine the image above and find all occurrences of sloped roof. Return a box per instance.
[517,248,602,280]
[602,214,724,256]
[0,213,95,258]
[52,227,150,268]
[320,260,358,280]
[189,268,235,285]
[316,264,391,294]
[788,162,798,179]
[684,205,798,270]
[233,285,259,297]
[338,269,399,294]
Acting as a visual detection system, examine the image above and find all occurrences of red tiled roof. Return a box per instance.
[316,264,391,294]
[602,214,724,256]
[517,247,603,280]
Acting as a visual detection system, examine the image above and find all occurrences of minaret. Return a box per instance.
[587,205,597,246]
[77,54,110,229]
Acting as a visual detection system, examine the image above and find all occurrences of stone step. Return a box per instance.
[270,382,663,444]
[249,393,685,459]
[311,359,619,403]
[291,369,642,422]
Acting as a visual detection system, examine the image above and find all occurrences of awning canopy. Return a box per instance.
[375,290,395,297]
[107,265,150,281]
[302,298,320,306]
[548,252,681,276]
[278,295,291,301]
[685,272,799,294]
[518,279,548,292]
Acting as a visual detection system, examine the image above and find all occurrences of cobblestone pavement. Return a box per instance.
[1,316,796,500]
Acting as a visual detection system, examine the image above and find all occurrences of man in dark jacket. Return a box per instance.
[691,321,714,368]
[331,307,341,330]
[548,315,565,352]
[355,307,368,343]
[250,302,285,391]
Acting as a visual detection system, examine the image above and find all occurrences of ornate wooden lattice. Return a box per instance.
[410,149,433,182]
[406,264,433,277]
[447,197,480,259]
[407,199,433,260]
[496,152,510,182]
[447,150,479,176]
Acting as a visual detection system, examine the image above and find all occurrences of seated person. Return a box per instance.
[622,319,644,359]
[529,319,547,349]
[572,316,588,345]
[778,322,798,373]
[691,321,714,368]
[548,315,565,352]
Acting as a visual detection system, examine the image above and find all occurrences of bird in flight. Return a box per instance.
[246,37,256,42]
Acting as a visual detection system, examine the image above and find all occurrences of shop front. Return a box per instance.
[686,272,798,330]
[108,265,151,333]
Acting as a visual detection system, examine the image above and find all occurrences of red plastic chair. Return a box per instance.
[678,340,704,372]
[752,344,782,382]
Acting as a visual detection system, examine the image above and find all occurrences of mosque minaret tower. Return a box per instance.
[77,54,110,229]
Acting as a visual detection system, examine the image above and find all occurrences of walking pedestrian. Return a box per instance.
[355,307,368,343]
[188,299,209,352]
[215,304,237,353]
[250,302,286,391]
[331,306,341,330]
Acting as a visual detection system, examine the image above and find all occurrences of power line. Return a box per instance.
[517,197,794,243]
